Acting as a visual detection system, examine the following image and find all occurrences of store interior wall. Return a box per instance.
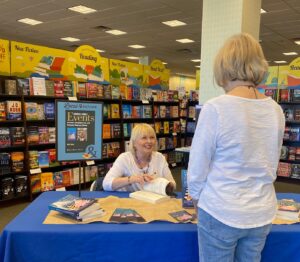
[169,76,196,93]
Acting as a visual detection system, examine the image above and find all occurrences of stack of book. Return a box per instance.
[276,199,300,221]
[49,194,105,222]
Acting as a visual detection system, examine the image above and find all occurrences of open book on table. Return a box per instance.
[129,177,172,204]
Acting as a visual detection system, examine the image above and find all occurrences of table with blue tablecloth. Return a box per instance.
[1,191,300,262]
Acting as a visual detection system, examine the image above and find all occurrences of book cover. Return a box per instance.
[103,85,112,99]
[48,194,97,219]
[284,108,294,121]
[40,172,54,191]
[111,123,121,138]
[109,208,145,223]
[132,85,140,100]
[48,127,56,143]
[47,148,59,167]
[181,169,194,208]
[111,85,120,99]
[11,152,24,172]
[54,80,64,97]
[10,127,25,146]
[5,79,17,95]
[0,152,10,175]
[31,77,46,96]
[38,126,49,144]
[0,102,6,121]
[96,84,104,98]
[276,199,300,221]
[17,78,30,95]
[111,104,120,118]
[0,127,11,148]
[142,105,152,118]
[63,81,73,97]
[159,105,166,118]
[29,150,39,169]
[37,104,45,120]
[86,83,98,98]
[102,124,111,139]
[30,173,41,193]
[122,104,132,118]
[119,84,127,99]
[62,169,72,186]
[38,151,50,168]
[45,80,55,96]
[25,102,38,120]
[44,102,55,120]
[279,89,290,102]
[6,101,22,120]
[277,162,291,177]
[169,210,195,223]
[78,82,87,98]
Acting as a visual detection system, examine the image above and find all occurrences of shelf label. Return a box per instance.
[172,132,177,136]
[142,100,149,104]
[56,187,66,191]
[171,163,177,167]
[30,168,42,174]
[86,160,95,166]
[68,96,78,101]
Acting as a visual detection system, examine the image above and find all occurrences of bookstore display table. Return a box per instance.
[1,192,300,262]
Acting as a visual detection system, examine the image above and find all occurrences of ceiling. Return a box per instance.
[0,0,300,78]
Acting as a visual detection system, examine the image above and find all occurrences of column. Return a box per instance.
[199,0,261,103]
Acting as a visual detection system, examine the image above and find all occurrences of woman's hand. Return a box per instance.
[129,174,154,186]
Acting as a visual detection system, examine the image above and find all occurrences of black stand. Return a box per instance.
[78,161,82,197]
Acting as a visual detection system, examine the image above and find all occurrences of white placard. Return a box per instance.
[56,187,66,191]
[30,168,42,174]
[86,160,95,166]
[142,100,149,104]
[68,96,78,101]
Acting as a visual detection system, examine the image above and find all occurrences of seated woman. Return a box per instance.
[103,123,176,193]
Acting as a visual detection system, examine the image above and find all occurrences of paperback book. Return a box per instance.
[181,169,194,208]
[109,208,145,223]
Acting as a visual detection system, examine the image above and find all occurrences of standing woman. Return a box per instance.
[103,123,176,192]
[187,33,285,262]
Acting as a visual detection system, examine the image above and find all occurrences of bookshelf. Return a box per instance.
[0,76,184,202]
[277,88,300,182]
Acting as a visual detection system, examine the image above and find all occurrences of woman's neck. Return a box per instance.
[135,152,151,167]
[225,80,266,99]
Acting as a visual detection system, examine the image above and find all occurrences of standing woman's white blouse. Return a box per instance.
[187,95,285,229]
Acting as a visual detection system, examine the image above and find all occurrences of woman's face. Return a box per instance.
[134,133,156,155]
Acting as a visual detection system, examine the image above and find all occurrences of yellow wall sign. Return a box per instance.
[109,59,143,86]
[0,39,10,76]
[143,59,170,89]
[287,57,300,88]
[10,41,70,79]
[69,45,109,82]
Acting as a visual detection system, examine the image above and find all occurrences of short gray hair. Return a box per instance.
[214,33,268,89]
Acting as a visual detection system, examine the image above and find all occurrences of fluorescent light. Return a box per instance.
[162,62,168,65]
[68,5,97,14]
[283,52,298,56]
[260,8,266,14]
[274,60,287,64]
[105,30,127,35]
[294,40,300,45]
[96,49,105,53]
[128,45,145,49]
[162,20,186,27]
[191,59,201,62]
[17,18,43,25]
[176,38,194,43]
[61,37,80,42]
[126,56,139,60]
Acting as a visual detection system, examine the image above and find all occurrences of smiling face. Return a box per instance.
[134,133,156,155]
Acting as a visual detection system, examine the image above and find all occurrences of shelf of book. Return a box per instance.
[0,76,186,203]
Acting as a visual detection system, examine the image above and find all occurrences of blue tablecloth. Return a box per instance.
[0,192,300,262]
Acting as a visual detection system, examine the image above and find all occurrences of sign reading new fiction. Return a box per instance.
[56,101,103,161]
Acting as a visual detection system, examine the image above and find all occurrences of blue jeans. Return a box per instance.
[197,208,271,262]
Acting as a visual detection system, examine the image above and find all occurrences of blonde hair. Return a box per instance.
[213,33,268,89]
[129,123,157,154]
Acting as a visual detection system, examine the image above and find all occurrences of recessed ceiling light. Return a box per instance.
[68,5,97,14]
[128,45,145,49]
[274,60,287,64]
[283,52,298,56]
[260,8,267,14]
[17,18,43,25]
[96,49,105,53]
[294,40,300,45]
[176,38,195,43]
[126,56,139,60]
[162,20,186,27]
[61,37,80,42]
[191,59,201,62]
[105,30,127,35]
